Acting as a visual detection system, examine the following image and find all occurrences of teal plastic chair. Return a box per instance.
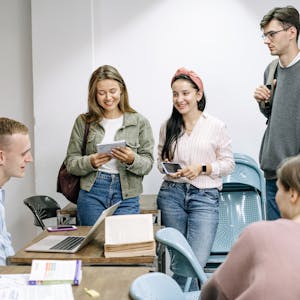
[207,153,266,273]
[222,153,266,208]
[130,272,186,300]
[155,227,208,298]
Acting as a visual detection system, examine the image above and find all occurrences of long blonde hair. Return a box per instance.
[86,65,135,123]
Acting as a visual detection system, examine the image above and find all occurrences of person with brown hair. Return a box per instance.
[0,117,33,265]
[202,155,300,299]
[65,65,154,225]
[254,6,300,220]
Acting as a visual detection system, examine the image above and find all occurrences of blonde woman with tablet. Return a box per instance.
[65,65,154,225]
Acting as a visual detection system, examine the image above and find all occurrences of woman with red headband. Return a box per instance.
[157,67,235,291]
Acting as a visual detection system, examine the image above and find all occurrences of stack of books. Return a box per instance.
[28,259,82,286]
[104,214,156,258]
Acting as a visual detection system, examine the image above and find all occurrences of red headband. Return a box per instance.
[171,67,204,91]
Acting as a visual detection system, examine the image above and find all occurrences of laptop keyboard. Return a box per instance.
[50,236,85,250]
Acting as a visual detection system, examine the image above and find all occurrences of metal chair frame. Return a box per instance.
[155,227,208,296]
[23,195,60,230]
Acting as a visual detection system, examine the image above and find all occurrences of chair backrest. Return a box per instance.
[130,272,185,300]
[155,227,208,285]
[23,195,60,230]
[208,153,266,269]
[211,189,263,254]
[223,153,266,206]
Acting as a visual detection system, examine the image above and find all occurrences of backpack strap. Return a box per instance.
[261,59,279,122]
[265,59,279,107]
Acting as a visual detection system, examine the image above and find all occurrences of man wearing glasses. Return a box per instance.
[254,6,300,221]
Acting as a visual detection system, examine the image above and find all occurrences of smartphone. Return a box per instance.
[161,162,182,174]
[47,225,77,232]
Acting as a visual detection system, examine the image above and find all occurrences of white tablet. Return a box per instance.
[96,140,126,154]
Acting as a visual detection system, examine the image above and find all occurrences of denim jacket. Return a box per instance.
[65,112,154,199]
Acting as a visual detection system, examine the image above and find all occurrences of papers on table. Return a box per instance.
[0,274,74,300]
[29,260,82,285]
[0,274,29,287]
[0,260,81,300]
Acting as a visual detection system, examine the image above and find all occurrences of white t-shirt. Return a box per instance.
[98,116,123,174]
[280,50,300,68]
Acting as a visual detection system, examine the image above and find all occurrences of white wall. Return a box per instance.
[1,0,299,250]
[0,0,35,250]
[31,0,300,207]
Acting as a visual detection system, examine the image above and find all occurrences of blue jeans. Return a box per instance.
[157,181,219,291]
[77,172,139,225]
[266,179,280,220]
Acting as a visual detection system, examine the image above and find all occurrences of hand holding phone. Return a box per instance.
[47,225,77,232]
[161,162,182,174]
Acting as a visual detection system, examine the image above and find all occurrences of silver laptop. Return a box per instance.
[25,202,120,253]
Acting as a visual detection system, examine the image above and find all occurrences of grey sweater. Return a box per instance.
[259,59,300,179]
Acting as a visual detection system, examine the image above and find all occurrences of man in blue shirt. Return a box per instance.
[0,117,33,265]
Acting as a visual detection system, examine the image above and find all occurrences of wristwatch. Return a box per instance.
[202,165,207,174]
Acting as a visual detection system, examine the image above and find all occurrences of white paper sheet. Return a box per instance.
[0,274,74,300]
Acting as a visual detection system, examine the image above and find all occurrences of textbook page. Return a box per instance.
[105,214,154,244]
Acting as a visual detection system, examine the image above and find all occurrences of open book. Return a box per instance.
[28,260,82,286]
[104,214,156,258]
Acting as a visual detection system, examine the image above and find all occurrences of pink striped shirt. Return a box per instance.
[157,112,235,190]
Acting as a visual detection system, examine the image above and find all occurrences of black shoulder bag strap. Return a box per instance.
[264,59,279,122]
[81,121,91,156]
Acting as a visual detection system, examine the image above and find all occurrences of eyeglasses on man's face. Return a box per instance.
[261,26,291,40]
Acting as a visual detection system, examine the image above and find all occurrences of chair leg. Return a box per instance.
[156,243,166,273]
[184,277,192,292]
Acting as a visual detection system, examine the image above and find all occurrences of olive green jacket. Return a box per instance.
[65,112,154,199]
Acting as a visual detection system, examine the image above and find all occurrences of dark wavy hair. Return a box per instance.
[161,74,206,160]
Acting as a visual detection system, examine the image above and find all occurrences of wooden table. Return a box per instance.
[8,226,164,272]
[0,265,151,300]
[61,194,161,225]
